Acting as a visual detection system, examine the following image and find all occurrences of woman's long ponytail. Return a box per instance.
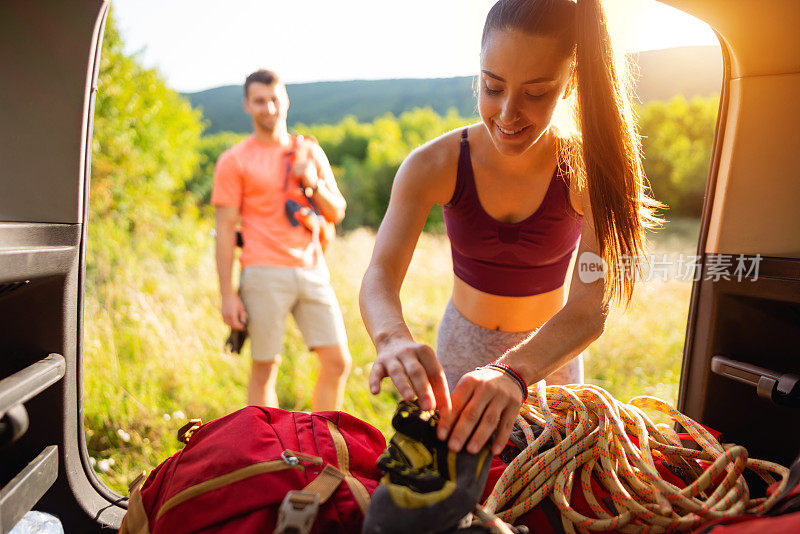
[571,0,664,308]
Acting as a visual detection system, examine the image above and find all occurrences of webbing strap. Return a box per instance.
[274,465,347,534]
[155,459,300,520]
[326,419,372,513]
[282,135,316,192]
[303,463,345,503]
[119,483,150,534]
[282,135,299,192]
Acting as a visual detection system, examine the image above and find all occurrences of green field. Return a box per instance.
[83,218,700,494]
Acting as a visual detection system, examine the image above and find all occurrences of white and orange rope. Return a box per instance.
[483,382,790,533]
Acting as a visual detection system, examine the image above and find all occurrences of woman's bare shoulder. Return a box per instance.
[397,125,473,206]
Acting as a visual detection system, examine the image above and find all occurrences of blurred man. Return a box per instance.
[211,69,350,409]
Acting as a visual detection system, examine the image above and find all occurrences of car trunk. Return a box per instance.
[0,0,798,531]
[664,0,800,468]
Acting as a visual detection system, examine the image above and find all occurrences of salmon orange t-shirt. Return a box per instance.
[211,135,325,269]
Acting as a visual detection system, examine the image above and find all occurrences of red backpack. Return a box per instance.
[119,406,386,534]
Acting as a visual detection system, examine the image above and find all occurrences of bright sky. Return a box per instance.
[111,0,717,93]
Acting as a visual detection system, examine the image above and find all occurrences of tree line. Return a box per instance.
[187,95,717,230]
[92,13,717,256]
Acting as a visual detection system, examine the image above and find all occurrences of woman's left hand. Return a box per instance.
[436,367,524,455]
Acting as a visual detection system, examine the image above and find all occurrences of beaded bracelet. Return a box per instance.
[491,363,528,399]
[474,362,528,400]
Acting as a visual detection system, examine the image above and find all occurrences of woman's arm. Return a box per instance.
[436,186,608,455]
[360,140,456,415]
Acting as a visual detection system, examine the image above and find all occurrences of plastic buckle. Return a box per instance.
[274,490,320,534]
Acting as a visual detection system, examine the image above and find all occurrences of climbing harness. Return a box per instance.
[484,382,791,533]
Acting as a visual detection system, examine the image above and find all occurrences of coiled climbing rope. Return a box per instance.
[484,382,790,533]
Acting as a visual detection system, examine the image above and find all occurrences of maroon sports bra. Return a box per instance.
[442,128,583,297]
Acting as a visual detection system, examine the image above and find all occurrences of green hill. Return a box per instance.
[187,77,476,134]
[186,45,722,134]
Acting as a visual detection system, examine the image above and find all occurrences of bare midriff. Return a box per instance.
[451,250,576,332]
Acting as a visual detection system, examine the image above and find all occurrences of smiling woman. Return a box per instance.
[359,0,664,458]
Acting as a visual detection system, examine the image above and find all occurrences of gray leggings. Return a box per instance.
[436,299,584,392]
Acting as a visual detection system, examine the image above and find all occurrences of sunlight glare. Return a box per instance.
[605,0,717,53]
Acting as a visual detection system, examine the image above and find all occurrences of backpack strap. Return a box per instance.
[283,134,318,192]
[327,419,371,513]
[274,421,371,534]
[302,463,345,500]
[119,482,151,534]
[282,135,300,193]
[274,464,346,534]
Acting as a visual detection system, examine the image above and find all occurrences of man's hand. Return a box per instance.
[369,336,451,417]
[221,294,247,331]
[292,159,318,190]
[436,368,523,455]
[292,142,318,190]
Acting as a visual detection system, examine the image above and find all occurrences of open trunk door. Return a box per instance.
[0,1,123,531]
[662,0,800,467]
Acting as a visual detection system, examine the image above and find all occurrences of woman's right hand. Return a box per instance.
[369,335,452,416]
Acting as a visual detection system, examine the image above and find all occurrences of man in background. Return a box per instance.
[211,69,350,410]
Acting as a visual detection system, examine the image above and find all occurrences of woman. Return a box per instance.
[359,0,662,457]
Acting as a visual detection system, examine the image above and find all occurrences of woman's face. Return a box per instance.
[479,28,574,157]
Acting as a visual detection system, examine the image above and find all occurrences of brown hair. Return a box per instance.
[244,69,281,97]
[482,0,664,309]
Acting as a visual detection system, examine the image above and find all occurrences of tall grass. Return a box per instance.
[83,218,699,494]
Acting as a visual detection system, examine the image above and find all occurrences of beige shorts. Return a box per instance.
[239,262,348,362]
